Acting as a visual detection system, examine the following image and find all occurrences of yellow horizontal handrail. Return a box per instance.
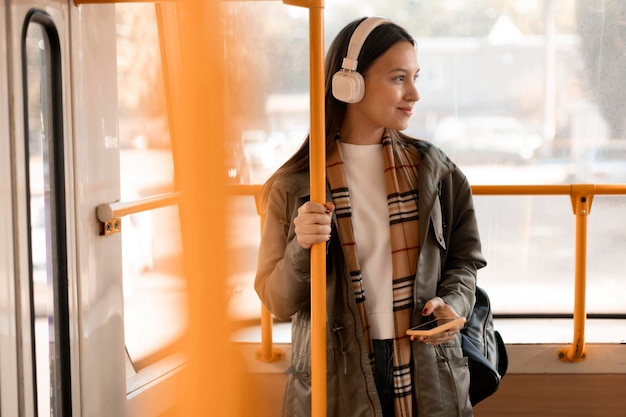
[74,0,172,5]
[227,184,264,215]
[472,183,626,196]
[473,183,626,362]
[96,191,181,223]
[228,182,626,364]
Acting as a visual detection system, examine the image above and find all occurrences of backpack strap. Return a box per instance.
[436,179,508,405]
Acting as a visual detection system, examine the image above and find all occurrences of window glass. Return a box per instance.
[25,21,53,417]
[25,18,71,417]
[586,196,626,314]
[116,4,186,366]
[223,0,626,323]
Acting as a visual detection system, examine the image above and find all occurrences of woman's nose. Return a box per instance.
[407,82,420,103]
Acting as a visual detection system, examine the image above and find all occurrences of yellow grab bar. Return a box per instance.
[281,0,327,415]
[233,183,626,366]
[74,0,172,4]
[95,191,181,235]
[473,183,626,362]
[96,191,181,223]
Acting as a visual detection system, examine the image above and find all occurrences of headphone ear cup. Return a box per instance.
[332,71,365,103]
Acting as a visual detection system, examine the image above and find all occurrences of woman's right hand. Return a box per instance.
[293,201,335,249]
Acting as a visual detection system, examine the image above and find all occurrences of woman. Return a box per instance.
[255,16,486,417]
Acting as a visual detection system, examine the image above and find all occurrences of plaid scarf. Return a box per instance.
[326,133,419,417]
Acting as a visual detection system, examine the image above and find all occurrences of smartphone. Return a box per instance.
[405,316,466,337]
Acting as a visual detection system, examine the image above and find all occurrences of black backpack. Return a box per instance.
[460,286,508,405]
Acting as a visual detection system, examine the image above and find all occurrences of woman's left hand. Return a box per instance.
[410,297,464,345]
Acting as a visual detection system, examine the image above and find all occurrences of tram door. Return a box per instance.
[0,4,20,417]
[23,15,72,417]
[3,1,93,414]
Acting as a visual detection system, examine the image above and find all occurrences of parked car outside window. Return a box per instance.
[432,116,544,164]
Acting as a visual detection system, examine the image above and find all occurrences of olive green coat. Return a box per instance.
[255,141,486,416]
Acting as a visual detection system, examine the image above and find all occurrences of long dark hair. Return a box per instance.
[261,17,418,207]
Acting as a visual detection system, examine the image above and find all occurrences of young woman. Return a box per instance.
[255,17,486,417]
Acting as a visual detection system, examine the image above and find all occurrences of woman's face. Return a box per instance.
[348,41,420,133]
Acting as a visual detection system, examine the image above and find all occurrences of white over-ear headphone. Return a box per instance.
[332,17,392,104]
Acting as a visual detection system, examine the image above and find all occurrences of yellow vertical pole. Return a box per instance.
[168,1,247,415]
[283,0,327,415]
[258,195,285,362]
[571,202,587,357]
[309,8,327,417]
[559,184,594,362]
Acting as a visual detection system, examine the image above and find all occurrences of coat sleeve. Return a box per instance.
[438,168,487,319]
[254,181,313,320]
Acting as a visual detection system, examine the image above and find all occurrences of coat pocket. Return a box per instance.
[437,350,471,414]
[283,364,312,417]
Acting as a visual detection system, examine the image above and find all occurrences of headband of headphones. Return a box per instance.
[332,17,392,103]
[341,17,392,72]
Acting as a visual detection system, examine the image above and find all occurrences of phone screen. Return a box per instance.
[405,316,465,337]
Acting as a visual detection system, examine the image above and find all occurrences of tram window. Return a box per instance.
[122,205,186,364]
[24,17,71,417]
[116,4,186,367]
[473,195,576,314]
[586,196,626,314]
[224,1,626,337]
